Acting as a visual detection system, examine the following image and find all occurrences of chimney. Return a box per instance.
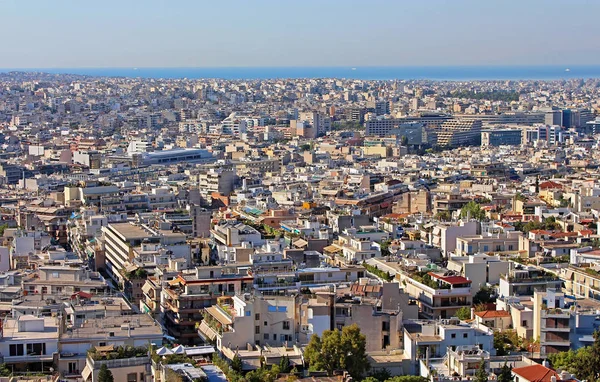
[550,376,556,382]
[471,307,475,320]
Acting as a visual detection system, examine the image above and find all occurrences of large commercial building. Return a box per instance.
[481,128,523,147]
[139,148,214,166]
[365,114,452,136]
[457,112,545,126]
[435,119,482,147]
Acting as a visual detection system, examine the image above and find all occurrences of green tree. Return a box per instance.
[231,354,243,374]
[497,362,513,382]
[460,201,486,221]
[98,364,114,382]
[456,306,472,320]
[279,355,291,373]
[473,286,494,304]
[304,324,368,379]
[474,358,489,382]
[385,377,428,382]
[435,210,452,222]
[362,378,380,382]
[340,324,369,380]
[369,368,391,381]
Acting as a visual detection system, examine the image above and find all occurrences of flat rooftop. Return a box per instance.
[2,316,59,341]
[108,223,152,240]
[61,313,162,341]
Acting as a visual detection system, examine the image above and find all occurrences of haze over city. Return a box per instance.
[2,0,600,68]
[1,2,600,382]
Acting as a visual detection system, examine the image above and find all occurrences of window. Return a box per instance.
[127,372,137,382]
[264,321,268,326]
[463,333,468,338]
[273,334,277,340]
[264,333,269,340]
[522,320,527,327]
[68,362,77,374]
[383,335,390,348]
[255,313,260,320]
[382,322,390,331]
[451,333,456,339]
[26,343,46,355]
[277,306,287,312]
[9,344,24,356]
[52,272,59,278]
[282,321,290,330]
[268,306,277,313]
[255,326,260,334]
[245,311,251,317]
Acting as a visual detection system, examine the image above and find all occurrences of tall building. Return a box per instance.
[545,110,563,126]
[457,112,544,126]
[435,119,482,147]
[298,111,331,135]
[481,128,523,147]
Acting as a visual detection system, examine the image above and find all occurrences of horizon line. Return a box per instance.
[0,64,596,70]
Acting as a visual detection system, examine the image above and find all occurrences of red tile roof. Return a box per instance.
[428,273,472,285]
[474,310,511,318]
[539,181,564,190]
[512,364,566,382]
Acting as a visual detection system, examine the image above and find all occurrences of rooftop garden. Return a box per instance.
[88,345,148,361]
[362,262,393,281]
[410,271,451,289]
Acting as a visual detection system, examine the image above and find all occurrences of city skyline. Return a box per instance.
[3,0,600,68]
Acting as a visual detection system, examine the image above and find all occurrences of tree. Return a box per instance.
[385,377,428,382]
[456,306,471,320]
[98,364,114,382]
[362,378,380,382]
[435,210,452,222]
[231,354,243,374]
[473,358,489,382]
[369,368,391,381]
[460,201,486,221]
[279,355,291,373]
[473,286,494,305]
[497,362,513,382]
[304,324,368,380]
[340,324,369,380]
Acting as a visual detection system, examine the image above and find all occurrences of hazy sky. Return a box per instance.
[2,0,600,68]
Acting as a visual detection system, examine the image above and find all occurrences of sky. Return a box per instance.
[1,0,600,68]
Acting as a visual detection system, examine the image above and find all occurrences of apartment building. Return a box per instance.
[162,266,253,345]
[498,265,562,298]
[0,316,59,373]
[400,271,472,319]
[101,222,190,283]
[454,231,521,256]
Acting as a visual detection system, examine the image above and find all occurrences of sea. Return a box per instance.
[2,66,600,81]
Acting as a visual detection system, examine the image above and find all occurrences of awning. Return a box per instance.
[71,291,92,300]
[94,344,114,352]
[142,282,154,295]
[198,321,217,341]
[323,245,341,253]
[293,238,308,248]
[206,306,233,325]
[81,365,92,381]
[564,269,574,280]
